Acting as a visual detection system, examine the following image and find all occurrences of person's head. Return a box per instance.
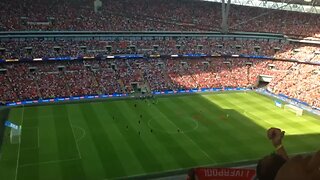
[256,153,287,180]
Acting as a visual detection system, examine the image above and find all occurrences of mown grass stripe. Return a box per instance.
[106,100,165,174]
[136,98,200,166]
[37,106,62,180]
[1,92,319,180]
[52,105,86,180]
[155,98,215,164]
[18,106,39,180]
[93,102,146,176]
[131,99,201,170]
[67,104,105,180]
[78,103,127,179]
[178,95,263,157]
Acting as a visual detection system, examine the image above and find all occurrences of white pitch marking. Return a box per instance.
[19,157,81,168]
[72,125,86,142]
[37,127,40,148]
[15,105,25,180]
[67,117,82,159]
[152,111,215,163]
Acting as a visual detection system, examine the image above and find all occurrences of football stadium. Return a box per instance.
[0,0,320,180]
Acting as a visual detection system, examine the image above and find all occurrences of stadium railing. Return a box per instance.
[119,159,257,180]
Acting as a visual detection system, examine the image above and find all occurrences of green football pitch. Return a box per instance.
[0,92,320,180]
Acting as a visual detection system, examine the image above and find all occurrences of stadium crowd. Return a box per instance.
[0,57,319,109]
[269,63,320,108]
[0,0,319,37]
[274,44,320,62]
[1,38,320,63]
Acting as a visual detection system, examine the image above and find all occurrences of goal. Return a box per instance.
[284,104,303,116]
[10,126,21,144]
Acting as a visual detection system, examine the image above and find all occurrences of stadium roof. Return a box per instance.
[202,0,320,14]
[268,0,320,6]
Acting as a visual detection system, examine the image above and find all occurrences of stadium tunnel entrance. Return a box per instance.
[257,75,273,88]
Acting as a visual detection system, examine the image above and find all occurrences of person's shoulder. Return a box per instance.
[275,156,306,180]
[276,153,320,180]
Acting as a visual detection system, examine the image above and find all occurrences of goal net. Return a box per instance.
[284,104,303,116]
[10,126,21,144]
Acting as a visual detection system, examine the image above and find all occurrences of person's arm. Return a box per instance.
[267,127,289,160]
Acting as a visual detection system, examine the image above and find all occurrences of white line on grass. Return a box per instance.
[19,157,81,168]
[15,105,25,180]
[72,125,86,142]
[37,127,40,148]
[67,117,82,159]
[173,127,215,163]
[185,137,215,163]
[23,115,66,120]
[157,112,216,163]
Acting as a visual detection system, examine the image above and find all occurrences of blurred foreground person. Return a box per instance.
[257,127,320,180]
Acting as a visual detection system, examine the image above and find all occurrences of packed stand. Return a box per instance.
[268,63,320,108]
[0,0,319,37]
[275,43,320,62]
[0,57,319,109]
[0,38,291,60]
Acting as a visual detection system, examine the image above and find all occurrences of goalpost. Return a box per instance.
[4,121,22,144]
[10,126,22,144]
[284,104,304,116]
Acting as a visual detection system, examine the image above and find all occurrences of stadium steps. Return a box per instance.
[183,66,198,87]
[63,73,73,96]
[137,68,152,92]
[162,63,175,89]
[117,79,126,93]
[33,74,42,98]
[3,75,18,100]
[92,71,106,93]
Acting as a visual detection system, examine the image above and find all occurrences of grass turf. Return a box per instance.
[0,91,320,180]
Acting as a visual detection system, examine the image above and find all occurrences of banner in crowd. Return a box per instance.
[193,168,256,180]
[153,87,248,95]
[4,88,250,107]
[5,93,128,107]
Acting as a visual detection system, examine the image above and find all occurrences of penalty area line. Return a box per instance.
[19,157,81,168]
[67,117,82,159]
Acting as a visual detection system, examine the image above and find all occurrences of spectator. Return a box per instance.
[257,127,320,180]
